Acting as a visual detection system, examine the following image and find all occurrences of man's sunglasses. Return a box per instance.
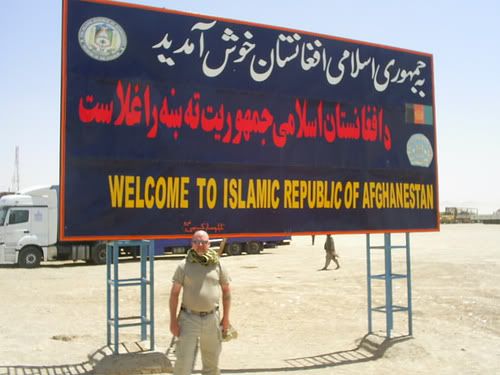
[192,240,209,245]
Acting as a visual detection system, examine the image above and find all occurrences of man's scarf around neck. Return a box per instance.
[186,248,220,265]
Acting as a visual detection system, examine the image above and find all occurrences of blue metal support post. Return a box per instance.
[384,233,394,337]
[366,233,413,338]
[106,240,155,354]
[405,232,413,336]
[140,244,147,341]
[149,240,155,349]
[106,244,112,346]
[366,235,373,334]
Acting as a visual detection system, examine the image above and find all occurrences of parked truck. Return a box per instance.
[0,185,291,268]
[0,185,109,267]
[440,207,479,224]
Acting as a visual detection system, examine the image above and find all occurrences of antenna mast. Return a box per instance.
[11,146,20,192]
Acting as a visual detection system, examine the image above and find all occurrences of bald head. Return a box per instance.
[192,230,210,255]
[193,230,209,240]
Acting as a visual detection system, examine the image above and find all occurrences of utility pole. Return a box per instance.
[11,146,20,192]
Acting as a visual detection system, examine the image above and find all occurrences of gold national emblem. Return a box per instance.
[78,17,127,61]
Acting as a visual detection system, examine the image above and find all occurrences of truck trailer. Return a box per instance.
[0,186,291,268]
[153,235,290,256]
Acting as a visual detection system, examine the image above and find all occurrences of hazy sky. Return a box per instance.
[1,0,499,214]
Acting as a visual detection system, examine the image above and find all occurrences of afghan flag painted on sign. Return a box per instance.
[405,103,434,125]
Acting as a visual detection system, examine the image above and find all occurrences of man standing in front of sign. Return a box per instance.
[170,230,232,375]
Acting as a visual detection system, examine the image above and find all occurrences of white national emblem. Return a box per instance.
[78,17,127,61]
[406,133,433,168]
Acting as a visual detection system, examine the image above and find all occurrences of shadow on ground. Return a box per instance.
[0,334,411,374]
[0,341,172,375]
[221,333,412,373]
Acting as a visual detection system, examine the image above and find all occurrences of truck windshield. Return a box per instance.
[0,207,7,226]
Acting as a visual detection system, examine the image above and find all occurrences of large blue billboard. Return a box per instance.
[61,0,438,240]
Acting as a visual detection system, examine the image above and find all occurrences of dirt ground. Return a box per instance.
[1,224,499,374]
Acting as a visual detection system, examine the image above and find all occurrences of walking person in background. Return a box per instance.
[169,230,232,375]
[321,234,340,270]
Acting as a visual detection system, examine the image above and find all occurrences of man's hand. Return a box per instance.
[220,317,230,334]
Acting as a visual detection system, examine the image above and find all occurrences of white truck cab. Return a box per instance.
[0,186,58,267]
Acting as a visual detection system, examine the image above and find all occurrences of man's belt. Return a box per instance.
[181,305,218,317]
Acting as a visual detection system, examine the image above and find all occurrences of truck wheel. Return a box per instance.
[18,246,42,268]
[245,241,262,254]
[91,243,107,265]
[225,243,242,256]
